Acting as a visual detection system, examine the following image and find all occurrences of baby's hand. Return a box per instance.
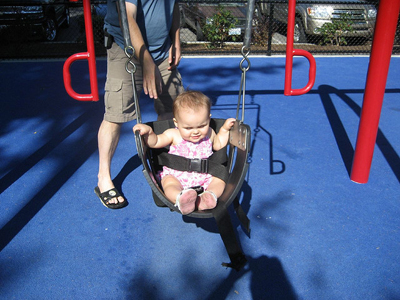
[223,118,236,131]
[133,124,152,136]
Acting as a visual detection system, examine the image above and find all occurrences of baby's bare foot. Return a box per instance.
[176,189,197,215]
[198,191,217,211]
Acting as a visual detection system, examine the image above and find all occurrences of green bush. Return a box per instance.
[317,13,354,46]
[202,5,238,48]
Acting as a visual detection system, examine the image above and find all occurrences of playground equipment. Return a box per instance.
[62,0,398,270]
[284,0,316,96]
[351,0,400,183]
[285,0,399,183]
[122,0,254,270]
[62,0,255,270]
[63,0,98,101]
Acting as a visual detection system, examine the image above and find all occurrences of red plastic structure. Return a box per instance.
[351,0,400,183]
[284,0,316,96]
[63,0,99,101]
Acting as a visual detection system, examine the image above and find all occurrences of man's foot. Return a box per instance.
[94,186,128,209]
[175,189,197,215]
[97,177,126,206]
[197,191,217,211]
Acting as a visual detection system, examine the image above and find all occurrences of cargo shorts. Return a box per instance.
[104,42,184,123]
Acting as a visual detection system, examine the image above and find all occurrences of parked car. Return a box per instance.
[259,0,377,43]
[180,3,259,41]
[0,0,70,41]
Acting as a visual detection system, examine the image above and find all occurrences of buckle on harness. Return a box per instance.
[188,158,209,173]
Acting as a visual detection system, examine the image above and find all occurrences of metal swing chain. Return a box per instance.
[236,0,255,123]
[236,46,251,123]
[124,46,142,124]
[117,0,142,124]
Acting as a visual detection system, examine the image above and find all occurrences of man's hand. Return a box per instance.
[168,43,181,70]
[168,2,181,71]
[142,55,162,99]
[125,2,162,99]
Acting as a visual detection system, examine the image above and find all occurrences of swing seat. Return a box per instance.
[134,118,250,217]
[134,118,251,270]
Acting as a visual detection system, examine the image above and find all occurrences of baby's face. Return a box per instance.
[174,106,210,143]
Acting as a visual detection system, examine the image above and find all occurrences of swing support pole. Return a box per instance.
[63,0,99,101]
[350,0,400,184]
[284,0,316,96]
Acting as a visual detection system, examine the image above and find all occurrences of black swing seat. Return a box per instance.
[134,118,251,270]
[134,118,250,218]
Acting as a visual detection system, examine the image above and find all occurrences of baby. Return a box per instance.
[133,90,235,215]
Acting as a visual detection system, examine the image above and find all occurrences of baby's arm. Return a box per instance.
[133,124,174,148]
[212,118,236,151]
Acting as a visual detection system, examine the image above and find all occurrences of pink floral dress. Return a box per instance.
[159,136,213,190]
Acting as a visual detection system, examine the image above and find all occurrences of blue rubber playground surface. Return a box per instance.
[0,55,399,299]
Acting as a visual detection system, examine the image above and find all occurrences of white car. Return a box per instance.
[260,0,377,43]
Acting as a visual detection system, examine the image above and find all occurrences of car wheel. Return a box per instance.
[294,18,307,43]
[195,21,204,41]
[44,18,57,41]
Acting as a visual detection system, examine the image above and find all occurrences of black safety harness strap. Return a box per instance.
[149,119,229,182]
[157,150,229,182]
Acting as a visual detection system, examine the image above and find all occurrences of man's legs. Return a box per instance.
[97,119,124,205]
[95,43,137,207]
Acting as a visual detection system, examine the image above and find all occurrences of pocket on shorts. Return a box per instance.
[105,78,123,92]
[104,78,135,121]
[104,78,123,113]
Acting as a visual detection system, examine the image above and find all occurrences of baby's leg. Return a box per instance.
[161,175,197,215]
[197,177,226,211]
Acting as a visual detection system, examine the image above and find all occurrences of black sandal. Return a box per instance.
[94,186,128,209]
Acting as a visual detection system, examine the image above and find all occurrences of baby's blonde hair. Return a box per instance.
[173,90,211,118]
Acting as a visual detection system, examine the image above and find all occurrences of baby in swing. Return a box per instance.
[133,90,235,215]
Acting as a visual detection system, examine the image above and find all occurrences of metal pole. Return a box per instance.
[284,0,316,96]
[83,0,98,101]
[63,0,98,101]
[243,0,255,49]
[350,0,400,183]
[267,4,274,56]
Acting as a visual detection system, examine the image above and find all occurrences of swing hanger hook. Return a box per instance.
[124,45,137,75]
[239,46,251,72]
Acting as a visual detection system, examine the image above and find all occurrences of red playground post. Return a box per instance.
[284,0,316,96]
[350,0,400,183]
[63,0,99,101]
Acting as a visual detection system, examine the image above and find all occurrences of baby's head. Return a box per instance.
[173,91,212,143]
[173,90,211,117]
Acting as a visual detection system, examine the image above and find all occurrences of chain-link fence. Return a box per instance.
[0,0,398,60]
